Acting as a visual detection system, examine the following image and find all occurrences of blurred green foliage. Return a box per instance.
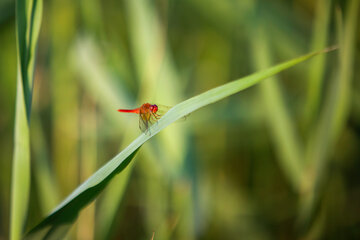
[0,0,359,239]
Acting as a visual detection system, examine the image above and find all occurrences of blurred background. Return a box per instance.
[0,0,359,239]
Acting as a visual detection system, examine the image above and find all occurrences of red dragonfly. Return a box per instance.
[118,103,171,132]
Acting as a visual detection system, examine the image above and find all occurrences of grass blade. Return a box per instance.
[303,0,331,129]
[11,78,31,240]
[10,0,42,239]
[25,48,334,239]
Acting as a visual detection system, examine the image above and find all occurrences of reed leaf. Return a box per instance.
[25,47,334,239]
[10,0,42,239]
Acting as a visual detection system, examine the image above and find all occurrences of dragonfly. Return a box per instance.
[118,103,171,133]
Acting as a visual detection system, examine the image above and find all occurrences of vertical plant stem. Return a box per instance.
[303,0,331,128]
[10,0,43,239]
[11,76,31,240]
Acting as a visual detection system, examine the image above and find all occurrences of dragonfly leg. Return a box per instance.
[152,112,160,120]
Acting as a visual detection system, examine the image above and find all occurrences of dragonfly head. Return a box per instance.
[150,104,158,113]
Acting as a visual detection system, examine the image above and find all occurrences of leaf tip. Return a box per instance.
[322,45,339,53]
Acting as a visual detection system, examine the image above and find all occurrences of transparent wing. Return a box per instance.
[139,111,161,133]
[156,104,188,121]
[155,105,171,116]
[139,113,149,132]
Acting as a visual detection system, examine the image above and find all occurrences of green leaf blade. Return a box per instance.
[25,47,335,239]
[10,80,31,240]
[10,0,43,239]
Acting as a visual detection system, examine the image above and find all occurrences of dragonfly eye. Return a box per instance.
[151,105,158,113]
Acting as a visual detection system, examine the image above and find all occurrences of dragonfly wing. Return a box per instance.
[139,114,149,132]
[155,105,171,117]
[155,105,188,121]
